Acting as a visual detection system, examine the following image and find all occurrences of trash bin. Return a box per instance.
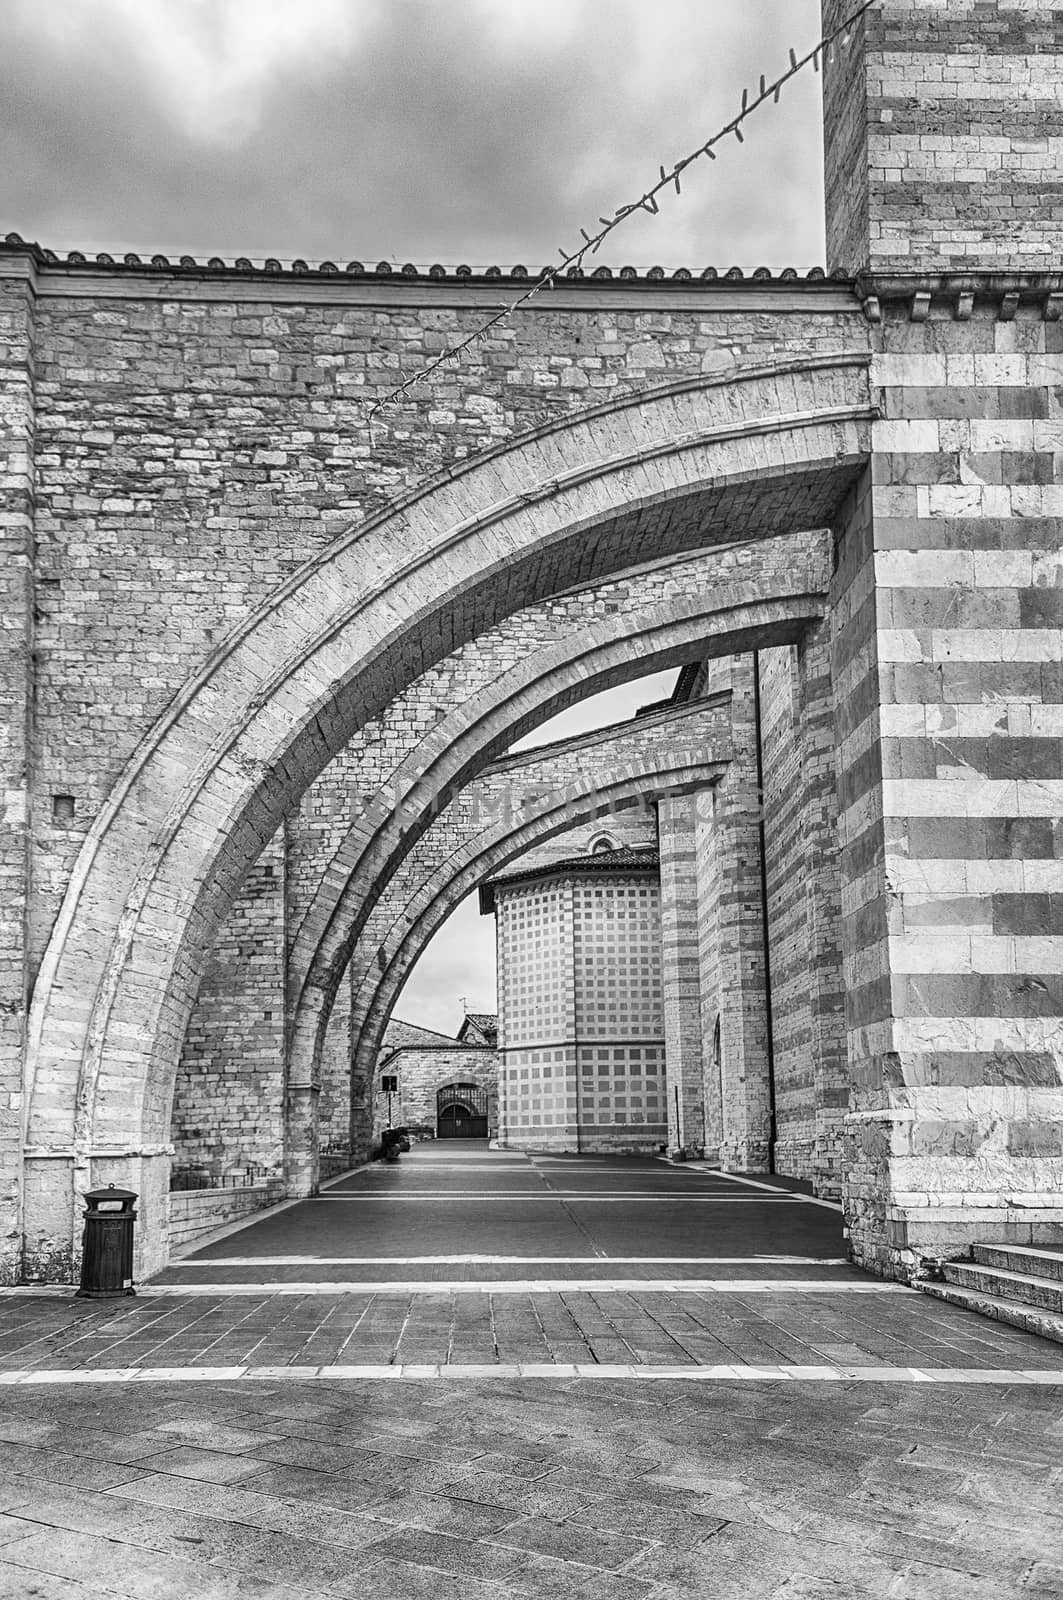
[77,1185,137,1298]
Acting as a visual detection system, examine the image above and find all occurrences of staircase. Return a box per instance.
[918,1243,1063,1345]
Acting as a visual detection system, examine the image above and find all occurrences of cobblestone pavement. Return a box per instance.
[1,1148,1060,1595]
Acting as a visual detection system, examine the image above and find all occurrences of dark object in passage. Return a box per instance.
[379,1126,412,1162]
[77,1185,137,1298]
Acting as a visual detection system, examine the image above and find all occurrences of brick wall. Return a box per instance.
[0,265,35,1282]
[823,0,1063,271]
[170,831,287,1185]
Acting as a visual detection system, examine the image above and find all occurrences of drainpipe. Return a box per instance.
[751,651,777,1174]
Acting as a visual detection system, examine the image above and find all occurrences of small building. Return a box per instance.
[373,1017,499,1142]
[480,837,666,1153]
[457,1012,498,1050]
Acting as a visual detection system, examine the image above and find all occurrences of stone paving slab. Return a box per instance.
[0,1283,1059,1374]
[0,1373,1058,1597]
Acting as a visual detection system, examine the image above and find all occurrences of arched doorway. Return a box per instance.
[437,1083,489,1140]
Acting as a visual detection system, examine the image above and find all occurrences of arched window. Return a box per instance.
[589,833,617,854]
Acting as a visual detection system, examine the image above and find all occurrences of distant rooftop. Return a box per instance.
[479,845,659,914]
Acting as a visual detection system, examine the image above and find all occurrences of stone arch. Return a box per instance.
[341,702,732,1113]
[23,355,871,1273]
[286,567,829,1104]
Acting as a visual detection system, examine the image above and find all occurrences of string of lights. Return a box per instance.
[367,0,878,428]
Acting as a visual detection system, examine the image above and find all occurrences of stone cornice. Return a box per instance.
[0,232,861,313]
[855,270,1063,324]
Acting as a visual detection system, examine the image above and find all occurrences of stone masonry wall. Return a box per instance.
[657,794,709,1156]
[691,657,774,1172]
[758,646,817,1177]
[9,249,860,1001]
[170,830,287,1185]
[6,245,864,1282]
[372,1044,498,1145]
[0,271,35,1281]
[319,966,353,1165]
[823,0,1063,272]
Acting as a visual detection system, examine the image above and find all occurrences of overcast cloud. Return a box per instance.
[4,0,827,1036]
[3,0,825,270]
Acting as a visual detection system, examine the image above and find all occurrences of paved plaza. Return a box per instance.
[0,1148,1060,1596]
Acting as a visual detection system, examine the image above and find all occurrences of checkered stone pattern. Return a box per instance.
[833,293,1063,1277]
[823,0,1063,272]
[495,869,667,1154]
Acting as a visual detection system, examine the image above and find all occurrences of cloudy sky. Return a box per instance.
[4,0,828,1036]
[4,0,824,271]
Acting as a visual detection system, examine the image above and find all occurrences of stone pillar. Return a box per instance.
[825,0,1063,1274]
[696,659,773,1172]
[318,957,352,1164]
[797,625,849,1197]
[756,636,848,1195]
[657,794,707,1156]
[0,260,36,1284]
[823,0,1063,275]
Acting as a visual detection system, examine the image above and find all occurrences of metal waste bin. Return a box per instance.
[77,1185,137,1298]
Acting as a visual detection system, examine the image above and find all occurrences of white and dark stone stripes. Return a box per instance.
[830,319,1063,1273]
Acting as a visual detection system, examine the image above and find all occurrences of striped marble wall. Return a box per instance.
[824,0,1063,1278]
[834,289,1063,1275]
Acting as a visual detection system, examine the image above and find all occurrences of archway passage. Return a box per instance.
[289,557,828,1095]
[437,1084,489,1140]
[343,699,733,1108]
[23,354,871,1279]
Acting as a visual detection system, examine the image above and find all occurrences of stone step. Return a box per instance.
[972,1242,1063,1283]
[944,1261,1063,1315]
[920,1282,1063,1348]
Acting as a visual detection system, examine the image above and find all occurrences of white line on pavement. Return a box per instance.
[140,1279,897,1295]
[171,1254,852,1267]
[704,1168,845,1211]
[311,1194,804,1202]
[0,1363,1057,1386]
